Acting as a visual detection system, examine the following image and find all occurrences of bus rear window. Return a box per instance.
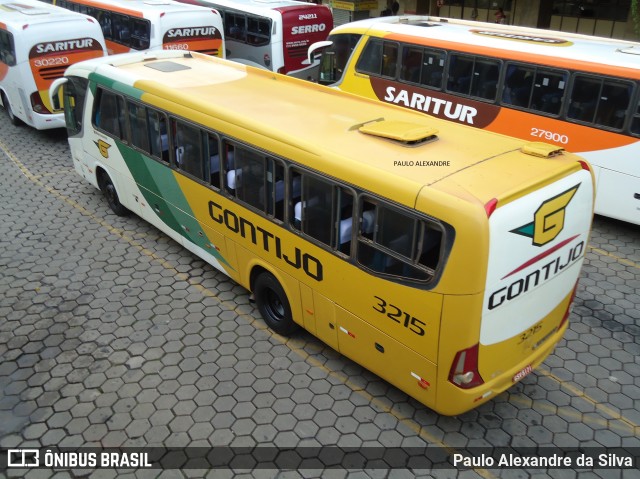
[357,199,442,281]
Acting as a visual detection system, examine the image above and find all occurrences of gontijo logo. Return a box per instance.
[94,139,111,159]
[511,184,580,247]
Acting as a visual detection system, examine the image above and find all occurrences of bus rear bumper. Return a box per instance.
[435,320,568,416]
[30,112,65,130]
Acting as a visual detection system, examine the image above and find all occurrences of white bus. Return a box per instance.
[44,0,224,57]
[309,16,640,224]
[176,0,332,78]
[0,0,106,129]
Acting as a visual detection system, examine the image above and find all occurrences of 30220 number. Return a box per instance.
[372,296,425,336]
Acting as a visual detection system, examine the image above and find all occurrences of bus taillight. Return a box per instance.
[30,92,51,114]
[449,343,484,389]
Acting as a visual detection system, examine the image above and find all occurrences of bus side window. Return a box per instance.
[94,88,125,140]
[131,19,151,50]
[400,46,423,84]
[172,120,205,181]
[128,101,150,153]
[260,159,285,221]
[595,80,632,130]
[530,69,567,116]
[226,12,246,42]
[0,29,16,66]
[502,64,534,108]
[630,101,640,136]
[567,75,599,123]
[208,133,222,188]
[381,42,398,78]
[148,109,169,162]
[247,16,270,46]
[356,39,383,76]
[447,54,474,96]
[357,39,399,78]
[228,145,266,212]
[96,10,113,40]
[470,58,500,101]
[357,200,436,281]
[420,48,445,89]
[113,13,132,47]
[290,171,351,251]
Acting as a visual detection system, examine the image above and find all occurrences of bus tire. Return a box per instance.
[2,93,21,126]
[100,173,129,217]
[254,272,299,336]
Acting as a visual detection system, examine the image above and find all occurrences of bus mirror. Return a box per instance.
[306,40,333,66]
[49,77,68,111]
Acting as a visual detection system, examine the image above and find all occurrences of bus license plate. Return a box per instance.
[512,365,533,383]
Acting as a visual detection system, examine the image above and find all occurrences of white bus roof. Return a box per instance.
[178,0,327,20]
[0,0,95,27]
[333,15,640,78]
[55,0,219,15]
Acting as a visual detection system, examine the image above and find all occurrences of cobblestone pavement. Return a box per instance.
[0,112,638,479]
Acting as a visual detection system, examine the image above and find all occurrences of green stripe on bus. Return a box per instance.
[116,144,232,270]
[90,73,144,100]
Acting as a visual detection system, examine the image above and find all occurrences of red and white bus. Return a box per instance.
[0,0,106,129]
[177,0,332,78]
[43,0,224,57]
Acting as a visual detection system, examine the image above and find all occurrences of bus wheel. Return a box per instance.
[254,272,299,336]
[2,93,21,126]
[100,174,129,217]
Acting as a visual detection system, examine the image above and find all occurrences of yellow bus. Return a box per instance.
[309,16,640,225]
[52,49,594,415]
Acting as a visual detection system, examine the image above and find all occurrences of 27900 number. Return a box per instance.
[372,296,425,336]
[530,127,569,144]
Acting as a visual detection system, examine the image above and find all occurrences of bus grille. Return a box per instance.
[286,45,307,58]
[38,66,66,81]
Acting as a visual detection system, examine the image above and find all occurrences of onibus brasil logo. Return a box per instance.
[510,184,580,246]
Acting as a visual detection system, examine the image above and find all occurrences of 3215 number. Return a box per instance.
[372,296,425,336]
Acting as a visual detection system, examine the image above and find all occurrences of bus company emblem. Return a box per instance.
[471,29,573,46]
[291,24,326,35]
[511,184,580,247]
[94,139,111,159]
[33,38,96,54]
[166,27,218,38]
[370,78,500,128]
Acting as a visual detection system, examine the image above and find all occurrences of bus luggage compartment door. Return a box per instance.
[335,306,437,406]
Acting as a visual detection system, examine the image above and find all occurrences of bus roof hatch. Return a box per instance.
[358,120,438,145]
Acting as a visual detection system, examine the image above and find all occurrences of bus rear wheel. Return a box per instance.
[253,272,298,336]
[2,93,21,126]
[100,173,129,217]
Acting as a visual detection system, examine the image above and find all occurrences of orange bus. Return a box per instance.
[310,16,640,225]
